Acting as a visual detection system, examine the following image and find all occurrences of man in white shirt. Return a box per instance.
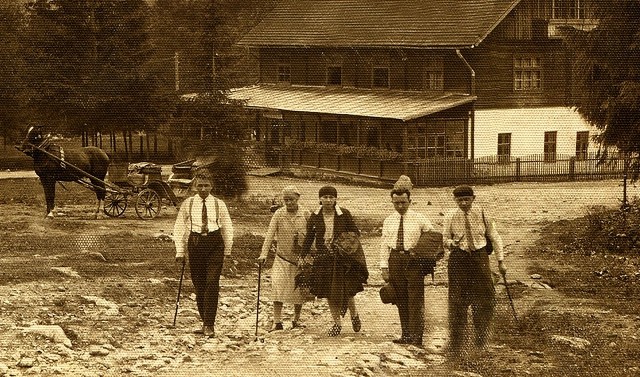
[380,176,434,347]
[443,185,506,356]
[173,171,233,338]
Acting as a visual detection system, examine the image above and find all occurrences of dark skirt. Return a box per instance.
[309,252,367,314]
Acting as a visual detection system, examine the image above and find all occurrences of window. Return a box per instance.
[497,133,512,163]
[327,66,342,86]
[552,0,584,19]
[278,65,291,83]
[544,131,557,163]
[514,57,542,91]
[576,131,589,160]
[407,126,427,159]
[427,134,446,158]
[372,67,389,88]
[320,121,338,143]
[424,57,444,90]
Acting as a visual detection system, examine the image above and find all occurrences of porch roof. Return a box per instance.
[228,85,476,122]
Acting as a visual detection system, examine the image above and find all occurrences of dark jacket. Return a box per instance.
[302,206,368,313]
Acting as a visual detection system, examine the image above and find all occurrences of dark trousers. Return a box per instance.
[447,248,495,350]
[389,252,425,342]
[188,231,225,327]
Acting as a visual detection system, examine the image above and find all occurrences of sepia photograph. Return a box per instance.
[0,0,638,376]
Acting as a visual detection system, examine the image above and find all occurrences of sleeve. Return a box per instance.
[419,213,434,232]
[218,200,234,255]
[342,208,360,235]
[485,211,505,261]
[260,211,278,259]
[379,217,392,269]
[302,213,317,256]
[173,198,191,258]
[442,210,455,250]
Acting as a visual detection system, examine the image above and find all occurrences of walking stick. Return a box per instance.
[501,270,519,324]
[255,261,262,340]
[173,259,186,328]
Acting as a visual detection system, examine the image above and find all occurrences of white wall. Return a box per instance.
[473,107,601,158]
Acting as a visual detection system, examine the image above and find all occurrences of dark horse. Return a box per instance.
[17,126,110,218]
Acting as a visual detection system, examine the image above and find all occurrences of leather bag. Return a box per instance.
[413,230,445,264]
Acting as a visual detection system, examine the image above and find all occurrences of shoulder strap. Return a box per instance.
[214,197,219,226]
[189,196,195,232]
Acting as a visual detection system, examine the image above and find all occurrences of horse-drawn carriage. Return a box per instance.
[102,160,199,219]
[16,126,200,220]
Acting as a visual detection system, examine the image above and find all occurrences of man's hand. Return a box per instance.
[175,256,185,264]
[381,267,390,283]
[257,254,267,265]
[498,260,507,277]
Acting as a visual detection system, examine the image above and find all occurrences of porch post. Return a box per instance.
[470,105,475,160]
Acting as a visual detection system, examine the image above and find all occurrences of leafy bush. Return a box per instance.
[287,140,403,161]
[567,199,640,255]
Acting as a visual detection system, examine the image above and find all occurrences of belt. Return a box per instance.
[391,248,410,255]
[453,246,486,254]
[191,230,219,237]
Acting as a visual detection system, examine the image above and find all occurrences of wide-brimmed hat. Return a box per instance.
[379,283,396,305]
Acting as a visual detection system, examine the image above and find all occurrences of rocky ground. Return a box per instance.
[0,175,639,376]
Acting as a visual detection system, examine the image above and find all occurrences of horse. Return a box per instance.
[16,126,111,219]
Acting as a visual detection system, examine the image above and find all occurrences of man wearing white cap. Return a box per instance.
[258,186,311,330]
[379,175,434,347]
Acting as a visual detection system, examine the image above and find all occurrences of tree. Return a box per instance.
[0,1,27,146]
[568,1,640,165]
[23,0,174,137]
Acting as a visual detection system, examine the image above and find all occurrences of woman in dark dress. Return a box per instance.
[302,186,369,336]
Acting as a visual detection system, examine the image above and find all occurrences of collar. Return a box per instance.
[314,206,343,216]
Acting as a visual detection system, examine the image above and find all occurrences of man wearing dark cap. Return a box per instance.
[443,185,506,356]
[379,175,434,347]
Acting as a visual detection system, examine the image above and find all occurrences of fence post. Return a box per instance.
[569,156,576,181]
[515,158,521,182]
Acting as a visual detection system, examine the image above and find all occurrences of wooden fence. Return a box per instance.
[278,149,627,186]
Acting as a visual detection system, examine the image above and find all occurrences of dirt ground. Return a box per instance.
[0,174,639,377]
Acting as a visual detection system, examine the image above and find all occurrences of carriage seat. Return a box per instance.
[127,162,162,186]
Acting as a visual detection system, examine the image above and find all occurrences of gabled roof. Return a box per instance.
[228,85,476,122]
[239,0,522,48]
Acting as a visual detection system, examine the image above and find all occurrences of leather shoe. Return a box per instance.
[392,336,410,344]
[203,325,215,338]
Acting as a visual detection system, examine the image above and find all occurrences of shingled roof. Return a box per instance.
[228,85,476,121]
[239,0,522,48]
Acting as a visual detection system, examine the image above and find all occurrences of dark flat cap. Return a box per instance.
[453,185,474,197]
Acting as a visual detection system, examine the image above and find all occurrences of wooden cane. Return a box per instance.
[255,261,262,339]
[501,270,519,324]
[173,259,186,327]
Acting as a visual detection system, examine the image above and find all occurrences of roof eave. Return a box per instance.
[473,0,524,47]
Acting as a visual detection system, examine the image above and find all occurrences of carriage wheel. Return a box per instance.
[135,188,161,220]
[103,192,128,217]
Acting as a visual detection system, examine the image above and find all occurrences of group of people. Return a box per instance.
[173,170,506,357]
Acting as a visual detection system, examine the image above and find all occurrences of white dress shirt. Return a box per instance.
[379,209,433,268]
[173,195,234,258]
[442,206,504,261]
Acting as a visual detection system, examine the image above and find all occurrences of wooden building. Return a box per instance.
[230,0,601,182]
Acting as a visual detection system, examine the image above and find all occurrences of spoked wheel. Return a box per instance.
[135,188,161,220]
[103,192,128,217]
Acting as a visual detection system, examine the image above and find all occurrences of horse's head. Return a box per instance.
[16,126,47,156]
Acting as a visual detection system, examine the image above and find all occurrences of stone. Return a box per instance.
[81,295,120,316]
[89,346,110,356]
[551,335,591,349]
[23,325,72,348]
[17,358,35,368]
[51,267,81,278]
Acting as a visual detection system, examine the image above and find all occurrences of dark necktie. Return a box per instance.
[202,198,208,234]
[396,215,404,251]
[464,212,476,252]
